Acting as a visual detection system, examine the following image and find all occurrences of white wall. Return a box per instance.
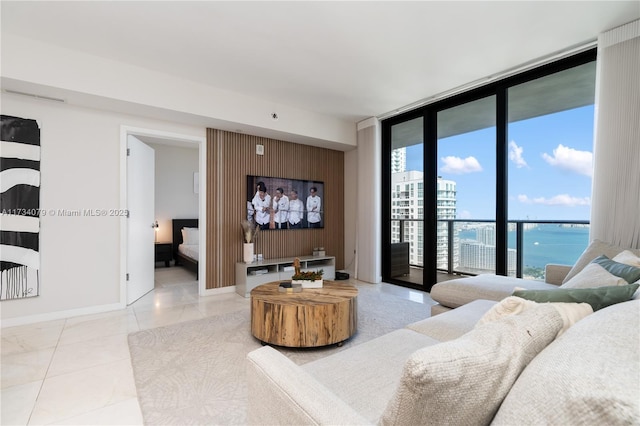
[148,143,199,243]
[1,94,204,325]
[2,34,356,150]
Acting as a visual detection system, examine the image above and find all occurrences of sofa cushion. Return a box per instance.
[379,304,564,426]
[562,239,640,284]
[514,283,640,311]
[492,299,640,425]
[430,274,558,309]
[302,328,440,423]
[407,299,496,341]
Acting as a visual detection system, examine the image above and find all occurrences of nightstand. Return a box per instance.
[155,242,172,267]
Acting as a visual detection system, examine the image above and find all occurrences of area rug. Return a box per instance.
[128,285,433,425]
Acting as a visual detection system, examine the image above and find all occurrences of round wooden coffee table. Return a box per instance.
[250,281,358,347]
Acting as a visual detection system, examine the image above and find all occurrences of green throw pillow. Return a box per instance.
[513,283,639,311]
[591,255,640,283]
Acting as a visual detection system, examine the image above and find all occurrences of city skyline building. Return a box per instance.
[392,147,519,276]
[391,147,406,174]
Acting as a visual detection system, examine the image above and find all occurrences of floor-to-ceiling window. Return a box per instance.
[507,62,595,278]
[385,116,424,288]
[382,50,596,291]
[437,96,497,276]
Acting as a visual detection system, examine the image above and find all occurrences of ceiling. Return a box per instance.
[1,1,638,124]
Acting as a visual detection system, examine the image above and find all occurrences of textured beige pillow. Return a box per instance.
[563,240,640,284]
[478,296,592,338]
[492,300,640,425]
[378,304,563,426]
[476,296,538,324]
[560,263,627,289]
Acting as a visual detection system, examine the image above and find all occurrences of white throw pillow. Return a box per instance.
[477,296,592,338]
[613,250,640,268]
[476,296,538,325]
[563,240,640,284]
[560,263,627,289]
[379,304,564,426]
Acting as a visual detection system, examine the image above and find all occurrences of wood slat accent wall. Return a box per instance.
[206,129,345,290]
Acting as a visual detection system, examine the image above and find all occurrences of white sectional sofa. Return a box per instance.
[246,240,640,425]
[430,239,640,315]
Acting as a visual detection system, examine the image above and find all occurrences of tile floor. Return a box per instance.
[1,267,433,425]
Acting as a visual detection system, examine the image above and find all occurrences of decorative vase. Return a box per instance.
[243,243,254,263]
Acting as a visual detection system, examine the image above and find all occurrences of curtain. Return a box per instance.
[590,20,640,249]
[356,117,382,283]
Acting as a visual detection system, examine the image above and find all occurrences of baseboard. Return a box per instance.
[201,285,236,297]
[1,302,125,328]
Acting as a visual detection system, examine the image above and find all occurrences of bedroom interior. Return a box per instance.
[1,2,638,425]
[147,141,201,287]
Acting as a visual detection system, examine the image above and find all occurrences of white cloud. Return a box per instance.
[517,194,591,207]
[509,141,528,168]
[458,210,473,219]
[440,156,482,174]
[542,144,593,177]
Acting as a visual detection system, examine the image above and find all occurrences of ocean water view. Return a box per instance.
[511,225,589,269]
[459,224,590,269]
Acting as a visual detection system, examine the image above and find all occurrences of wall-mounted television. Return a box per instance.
[247,175,324,230]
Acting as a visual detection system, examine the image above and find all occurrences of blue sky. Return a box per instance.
[405,105,594,220]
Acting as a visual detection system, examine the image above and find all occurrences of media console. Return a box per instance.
[235,255,336,297]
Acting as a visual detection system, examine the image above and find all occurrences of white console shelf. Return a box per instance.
[235,255,336,297]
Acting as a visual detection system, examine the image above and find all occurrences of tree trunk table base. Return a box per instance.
[251,281,358,348]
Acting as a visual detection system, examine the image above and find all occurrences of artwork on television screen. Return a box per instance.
[247,175,324,230]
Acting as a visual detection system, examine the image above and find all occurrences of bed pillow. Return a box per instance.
[514,283,639,311]
[379,304,563,426]
[181,227,199,245]
[562,240,640,284]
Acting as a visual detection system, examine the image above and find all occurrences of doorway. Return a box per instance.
[120,126,206,306]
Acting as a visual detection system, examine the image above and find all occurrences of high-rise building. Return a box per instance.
[391,147,406,174]
[436,177,457,269]
[459,240,517,275]
[476,226,495,246]
[391,172,457,268]
[391,170,424,266]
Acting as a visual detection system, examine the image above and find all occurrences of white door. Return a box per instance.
[127,135,155,304]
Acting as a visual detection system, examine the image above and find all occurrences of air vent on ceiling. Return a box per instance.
[4,89,66,103]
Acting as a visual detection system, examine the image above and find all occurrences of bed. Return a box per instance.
[172,219,199,278]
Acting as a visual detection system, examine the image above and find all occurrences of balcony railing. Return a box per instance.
[392,219,590,280]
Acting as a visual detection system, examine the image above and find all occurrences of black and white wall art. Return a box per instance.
[1,115,41,300]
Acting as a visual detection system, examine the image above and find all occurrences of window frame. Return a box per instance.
[381,49,597,291]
